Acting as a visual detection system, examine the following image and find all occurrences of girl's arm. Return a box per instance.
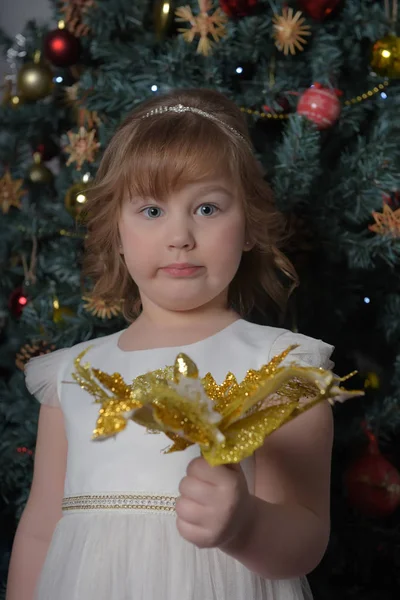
[221,400,333,579]
[6,405,67,600]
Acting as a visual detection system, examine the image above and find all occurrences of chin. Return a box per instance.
[152,293,222,313]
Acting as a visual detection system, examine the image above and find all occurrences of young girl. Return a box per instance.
[6,88,335,600]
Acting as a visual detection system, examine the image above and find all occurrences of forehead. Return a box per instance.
[119,112,243,203]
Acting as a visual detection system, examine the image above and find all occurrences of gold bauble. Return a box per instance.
[17,62,53,101]
[64,181,90,219]
[153,0,176,39]
[28,153,53,184]
[371,35,400,79]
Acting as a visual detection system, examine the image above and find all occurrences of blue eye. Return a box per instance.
[196,204,218,216]
[142,206,163,219]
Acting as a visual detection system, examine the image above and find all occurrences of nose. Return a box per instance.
[167,217,195,251]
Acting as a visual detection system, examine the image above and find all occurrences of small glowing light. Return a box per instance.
[53,298,60,310]
[151,84,158,92]
[18,295,28,306]
[380,92,387,99]
[162,2,170,14]
[82,172,90,183]
[11,95,20,105]
[54,76,63,83]
[76,193,87,204]
[364,297,371,304]
[381,49,391,58]
[235,66,243,74]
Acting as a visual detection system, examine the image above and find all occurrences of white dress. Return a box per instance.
[25,319,334,600]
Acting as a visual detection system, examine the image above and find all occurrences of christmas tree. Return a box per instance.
[1,0,399,598]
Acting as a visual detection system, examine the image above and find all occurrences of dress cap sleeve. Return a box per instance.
[25,347,70,407]
[271,331,334,370]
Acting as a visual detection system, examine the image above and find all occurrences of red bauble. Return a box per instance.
[219,0,258,18]
[43,28,80,67]
[297,84,341,129]
[344,426,400,517]
[8,286,29,318]
[297,0,341,21]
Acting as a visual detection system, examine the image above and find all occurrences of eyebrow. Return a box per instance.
[193,185,232,196]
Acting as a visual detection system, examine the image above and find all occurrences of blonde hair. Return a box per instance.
[83,88,298,321]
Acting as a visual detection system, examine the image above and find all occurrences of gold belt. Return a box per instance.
[62,493,177,513]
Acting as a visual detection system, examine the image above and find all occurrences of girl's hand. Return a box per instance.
[176,457,254,549]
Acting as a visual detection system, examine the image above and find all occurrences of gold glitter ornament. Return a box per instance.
[71,346,363,465]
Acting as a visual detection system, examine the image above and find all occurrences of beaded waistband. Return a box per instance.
[62,493,177,513]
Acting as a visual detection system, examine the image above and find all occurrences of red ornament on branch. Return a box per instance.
[8,286,28,318]
[297,83,342,129]
[43,23,81,67]
[219,0,258,18]
[344,422,400,517]
[297,0,341,21]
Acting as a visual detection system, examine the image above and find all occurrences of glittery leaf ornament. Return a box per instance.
[272,8,311,55]
[175,0,228,56]
[71,346,363,466]
[64,126,100,171]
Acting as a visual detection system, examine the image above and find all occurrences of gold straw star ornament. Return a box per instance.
[70,346,363,466]
[272,8,311,56]
[175,0,228,56]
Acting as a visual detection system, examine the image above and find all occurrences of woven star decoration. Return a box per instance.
[60,0,95,36]
[272,8,311,56]
[16,341,56,371]
[82,295,123,319]
[369,203,400,238]
[175,0,228,56]
[0,169,24,214]
[65,126,100,171]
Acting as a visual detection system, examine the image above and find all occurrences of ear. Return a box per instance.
[243,240,254,252]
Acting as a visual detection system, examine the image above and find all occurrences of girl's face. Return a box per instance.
[118,178,248,315]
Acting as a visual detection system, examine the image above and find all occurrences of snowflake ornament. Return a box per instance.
[175,0,228,56]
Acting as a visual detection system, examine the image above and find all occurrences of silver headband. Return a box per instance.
[141,103,250,146]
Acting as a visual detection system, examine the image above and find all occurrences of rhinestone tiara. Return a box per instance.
[141,104,250,146]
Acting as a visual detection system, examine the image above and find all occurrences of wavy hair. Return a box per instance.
[82,88,298,321]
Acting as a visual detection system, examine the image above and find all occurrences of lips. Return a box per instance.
[160,263,203,277]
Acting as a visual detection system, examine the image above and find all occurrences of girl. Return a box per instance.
[6,88,335,600]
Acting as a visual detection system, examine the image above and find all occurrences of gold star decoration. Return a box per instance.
[175,0,228,57]
[0,169,25,214]
[272,8,311,56]
[369,203,400,238]
[71,346,363,466]
[82,295,123,319]
[65,126,100,171]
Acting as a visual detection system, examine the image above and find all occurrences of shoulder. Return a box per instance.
[25,330,121,407]
[236,320,334,369]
